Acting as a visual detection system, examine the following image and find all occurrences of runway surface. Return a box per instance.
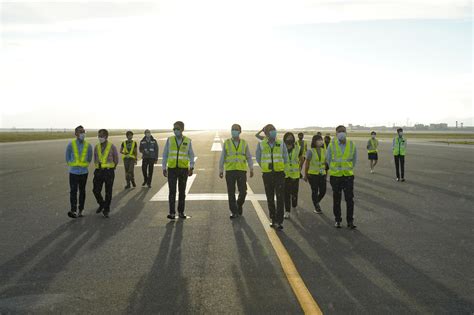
[1,130,473,314]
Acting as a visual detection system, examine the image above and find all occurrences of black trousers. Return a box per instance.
[142,158,155,185]
[69,173,88,211]
[93,169,115,212]
[262,171,285,224]
[168,168,188,214]
[307,174,326,209]
[330,175,354,224]
[284,177,299,212]
[225,170,247,215]
[394,155,405,179]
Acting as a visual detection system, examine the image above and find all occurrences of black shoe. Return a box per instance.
[131,181,136,187]
[401,178,405,182]
[167,214,176,220]
[125,184,131,189]
[67,211,78,218]
[178,213,188,219]
[142,181,147,186]
[103,212,110,218]
[396,178,400,182]
[96,205,104,214]
[78,210,84,217]
[348,223,357,229]
[335,222,342,228]
[230,213,239,219]
[147,184,152,188]
[276,223,284,230]
[270,220,276,228]
[237,205,243,216]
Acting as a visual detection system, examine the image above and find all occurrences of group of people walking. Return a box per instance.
[66,123,407,230]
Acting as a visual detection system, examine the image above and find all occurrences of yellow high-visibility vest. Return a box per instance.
[122,140,137,160]
[224,139,248,171]
[167,136,190,169]
[95,142,115,169]
[308,147,327,175]
[260,139,285,173]
[285,143,301,179]
[68,139,90,168]
[328,139,355,177]
[393,137,406,156]
[368,138,378,153]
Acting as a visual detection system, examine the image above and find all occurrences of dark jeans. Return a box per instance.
[330,175,354,224]
[284,177,299,212]
[307,174,326,210]
[69,173,88,211]
[124,158,135,184]
[168,168,189,215]
[262,171,285,224]
[394,155,405,179]
[142,158,155,185]
[93,169,115,212]
[226,170,247,215]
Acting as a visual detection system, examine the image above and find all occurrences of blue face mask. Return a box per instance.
[231,130,240,138]
[269,130,277,139]
[174,129,182,137]
[336,132,346,141]
[78,133,86,141]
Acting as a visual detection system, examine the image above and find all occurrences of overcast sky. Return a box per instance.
[1,0,472,130]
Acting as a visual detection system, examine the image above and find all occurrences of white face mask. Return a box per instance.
[316,140,324,147]
[371,135,376,139]
[398,132,403,137]
[336,132,346,141]
[98,137,106,144]
[78,133,86,141]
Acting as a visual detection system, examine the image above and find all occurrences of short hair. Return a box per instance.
[174,121,185,130]
[336,125,346,132]
[144,129,151,134]
[311,135,323,148]
[75,125,84,133]
[316,131,322,136]
[98,129,108,136]
[126,130,133,136]
[371,131,376,135]
[397,128,403,133]
[231,124,242,132]
[298,132,304,137]
[263,124,275,136]
[324,135,331,141]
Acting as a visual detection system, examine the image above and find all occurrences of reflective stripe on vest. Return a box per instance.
[329,139,355,177]
[68,140,89,168]
[260,139,285,173]
[95,142,115,169]
[308,147,326,175]
[167,136,190,169]
[368,138,378,153]
[285,143,301,179]
[393,137,406,156]
[122,140,137,160]
[224,139,247,171]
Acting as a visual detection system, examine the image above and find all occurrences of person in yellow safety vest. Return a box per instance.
[326,125,358,229]
[283,132,304,219]
[65,125,93,219]
[256,124,289,230]
[367,131,379,174]
[120,130,138,189]
[392,127,407,182]
[162,121,195,220]
[219,124,254,219]
[93,129,119,218]
[303,135,328,214]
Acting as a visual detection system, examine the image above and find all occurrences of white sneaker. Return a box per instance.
[370,169,374,174]
[284,212,290,219]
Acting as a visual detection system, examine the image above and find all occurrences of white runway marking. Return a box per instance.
[211,142,223,151]
[150,174,197,201]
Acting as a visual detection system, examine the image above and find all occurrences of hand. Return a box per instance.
[163,169,168,177]
[219,172,224,179]
[188,169,194,177]
[249,170,254,178]
[154,159,158,164]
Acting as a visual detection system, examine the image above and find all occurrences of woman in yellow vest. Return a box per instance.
[255,124,289,230]
[219,124,254,218]
[120,130,138,189]
[392,127,407,181]
[367,131,379,174]
[303,135,327,214]
[326,125,357,229]
[283,132,303,219]
[162,121,195,220]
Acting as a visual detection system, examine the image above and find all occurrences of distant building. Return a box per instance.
[415,124,429,130]
[429,123,448,130]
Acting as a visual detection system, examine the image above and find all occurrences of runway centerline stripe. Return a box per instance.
[247,184,323,315]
